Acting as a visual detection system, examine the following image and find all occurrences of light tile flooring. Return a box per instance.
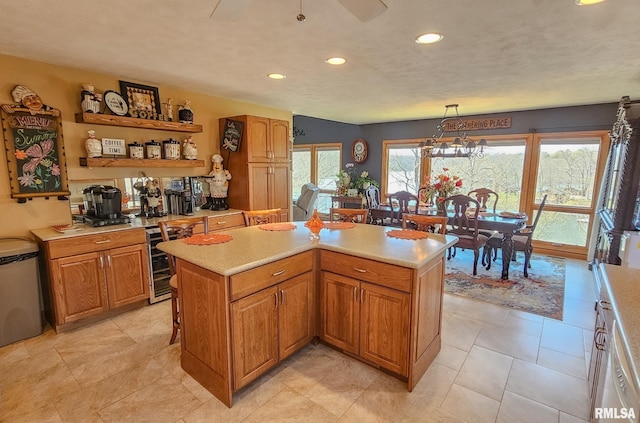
[0,257,597,423]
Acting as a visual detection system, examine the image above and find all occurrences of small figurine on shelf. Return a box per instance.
[144,178,163,217]
[85,130,102,158]
[80,83,102,114]
[163,98,174,121]
[208,154,232,210]
[178,100,193,124]
[182,136,198,160]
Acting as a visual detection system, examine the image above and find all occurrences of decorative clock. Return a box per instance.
[352,138,368,163]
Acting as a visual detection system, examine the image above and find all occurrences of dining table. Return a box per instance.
[417,206,528,280]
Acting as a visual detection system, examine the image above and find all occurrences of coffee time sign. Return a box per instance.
[444,116,512,132]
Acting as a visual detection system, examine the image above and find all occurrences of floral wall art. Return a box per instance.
[1,85,70,202]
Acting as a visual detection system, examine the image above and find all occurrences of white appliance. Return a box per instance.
[620,231,640,269]
[595,320,639,422]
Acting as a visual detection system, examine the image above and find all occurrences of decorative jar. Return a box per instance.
[84,130,102,158]
[163,138,180,160]
[145,140,161,159]
[128,141,144,159]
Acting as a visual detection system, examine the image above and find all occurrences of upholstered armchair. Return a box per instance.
[292,182,320,221]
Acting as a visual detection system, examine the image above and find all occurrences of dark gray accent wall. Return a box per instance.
[293,102,619,185]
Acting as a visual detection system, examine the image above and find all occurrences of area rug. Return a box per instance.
[444,248,565,320]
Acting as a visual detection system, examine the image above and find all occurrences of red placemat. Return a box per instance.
[258,222,297,231]
[323,221,356,229]
[386,229,429,240]
[183,233,233,245]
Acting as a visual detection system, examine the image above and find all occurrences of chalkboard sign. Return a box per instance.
[221,118,243,152]
[1,107,70,201]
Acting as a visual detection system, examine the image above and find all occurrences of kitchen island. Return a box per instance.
[158,223,457,407]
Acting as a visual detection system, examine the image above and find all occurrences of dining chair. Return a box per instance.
[388,190,419,226]
[444,194,488,275]
[242,208,282,226]
[158,216,210,345]
[329,207,369,223]
[401,213,448,234]
[365,185,392,225]
[467,188,499,213]
[485,195,547,277]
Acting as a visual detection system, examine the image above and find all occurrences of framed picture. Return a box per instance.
[119,80,161,115]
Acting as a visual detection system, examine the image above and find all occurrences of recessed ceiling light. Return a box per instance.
[267,73,286,80]
[415,32,444,44]
[326,57,346,65]
[575,0,605,4]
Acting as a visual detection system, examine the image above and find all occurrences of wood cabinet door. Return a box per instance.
[269,119,290,162]
[246,116,270,162]
[359,282,410,376]
[105,244,150,309]
[320,271,360,354]
[270,163,290,221]
[247,163,270,211]
[50,252,108,324]
[231,286,279,390]
[278,272,315,360]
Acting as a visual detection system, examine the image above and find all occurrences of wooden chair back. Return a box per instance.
[158,216,209,275]
[467,188,499,213]
[401,214,448,235]
[388,190,419,225]
[446,194,480,237]
[330,208,369,223]
[364,185,381,209]
[243,208,282,226]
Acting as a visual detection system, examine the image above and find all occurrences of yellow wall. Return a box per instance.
[0,54,292,238]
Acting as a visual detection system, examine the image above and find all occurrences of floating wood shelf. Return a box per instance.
[75,113,203,133]
[80,157,205,168]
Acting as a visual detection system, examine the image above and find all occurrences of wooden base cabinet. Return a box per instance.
[320,250,444,388]
[231,272,314,390]
[321,272,410,376]
[39,229,150,332]
[176,247,446,407]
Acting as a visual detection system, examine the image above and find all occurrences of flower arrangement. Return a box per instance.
[419,168,463,205]
[336,163,379,194]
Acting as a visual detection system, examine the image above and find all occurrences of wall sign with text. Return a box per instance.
[443,117,512,131]
[1,107,70,202]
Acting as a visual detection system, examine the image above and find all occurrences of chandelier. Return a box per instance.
[420,104,488,159]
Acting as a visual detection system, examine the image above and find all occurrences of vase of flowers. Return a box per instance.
[336,163,379,195]
[420,168,463,215]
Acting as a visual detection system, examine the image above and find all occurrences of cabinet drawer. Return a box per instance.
[47,229,146,259]
[230,251,313,301]
[208,213,245,231]
[320,250,413,293]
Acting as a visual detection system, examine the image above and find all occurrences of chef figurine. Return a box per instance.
[144,178,163,217]
[208,154,232,210]
[80,83,102,113]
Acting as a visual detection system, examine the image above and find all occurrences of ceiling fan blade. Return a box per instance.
[336,0,387,22]
[209,0,252,21]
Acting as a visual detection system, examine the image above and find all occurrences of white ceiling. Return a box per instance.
[1,0,640,125]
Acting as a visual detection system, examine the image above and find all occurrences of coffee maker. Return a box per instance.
[164,189,194,215]
[82,185,130,226]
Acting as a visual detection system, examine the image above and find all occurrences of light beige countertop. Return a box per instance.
[31,209,243,241]
[157,223,458,276]
[601,264,640,389]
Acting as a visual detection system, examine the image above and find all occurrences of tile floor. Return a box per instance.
[0,257,597,423]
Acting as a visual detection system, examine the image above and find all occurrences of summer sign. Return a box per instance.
[1,108,70,201]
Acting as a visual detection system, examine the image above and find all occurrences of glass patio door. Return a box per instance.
[529,134,609,258]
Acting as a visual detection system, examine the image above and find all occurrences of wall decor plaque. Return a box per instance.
[1,105,70,202]
[119,80,161,117]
